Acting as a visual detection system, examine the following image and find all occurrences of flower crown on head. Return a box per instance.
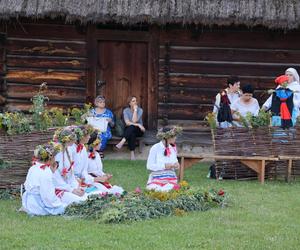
[90,138,101,147]
[156,126,183,140]
[75,124,94,140]
[53,126,76,144]
[34,142,61,162]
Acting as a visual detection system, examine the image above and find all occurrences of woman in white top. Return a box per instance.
[213,76,241,128]
[231,84,260,126]
[263,67,300,110]
[146,126,182,192]
[22,143,67,216]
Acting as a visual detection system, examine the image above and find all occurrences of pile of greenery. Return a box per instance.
[206,109,271,129]
[65,185,227,224]
[0,83,92,135]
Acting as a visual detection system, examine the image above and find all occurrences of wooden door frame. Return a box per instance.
[86,25,159,129]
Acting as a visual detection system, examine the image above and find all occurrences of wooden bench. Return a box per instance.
[107,136,145,153]
[177,153,280,184]
[278,155,300,182]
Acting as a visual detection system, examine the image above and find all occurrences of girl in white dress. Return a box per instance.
[231,84,260,127]
[146,126,182,192]
[22,143,67,216]
[87,132,124,194]
[52,126,88,204]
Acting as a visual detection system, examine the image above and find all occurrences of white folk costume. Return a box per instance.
[53,148,88,204]
[146,141,179,192]
[73,143,94,185]
[22,162,67,216]
[263,68,300,111]
[87,151,124,194]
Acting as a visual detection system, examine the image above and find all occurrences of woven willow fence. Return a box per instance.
[212,127,300,180]
[0,129,55,188]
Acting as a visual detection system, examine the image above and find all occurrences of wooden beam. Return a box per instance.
[86,25,97,103]
[241,159,265,184]
[148,26,159,129]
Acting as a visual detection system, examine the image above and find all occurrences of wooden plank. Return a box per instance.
[5,99,85,111]
[7,23,86,40]
[160,29,300,49]
[159,86,219,104]
[147,27,159,129]
[159,86,270,105]
[0,62,4,75]
[5,70,86,87]
[95,29,150,42]
[158,119,210,131]
[6,39,86,57]
[7,56,86,70]
[158,103,212,120]
[160,46,300,64]
[158,75,275,89]
[86,25,97,104]
[6,84,86,102]
[159,61,290,77]
[178,153,278,161]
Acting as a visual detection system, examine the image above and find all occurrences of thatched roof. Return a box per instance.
[0,0,300,29]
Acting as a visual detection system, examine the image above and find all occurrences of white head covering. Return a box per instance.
[285,68,299,83]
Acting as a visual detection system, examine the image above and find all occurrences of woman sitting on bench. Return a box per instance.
[116,96,145,160]
[146,126,182,192]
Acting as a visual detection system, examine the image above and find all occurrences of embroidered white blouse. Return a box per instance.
[146,141,178,172]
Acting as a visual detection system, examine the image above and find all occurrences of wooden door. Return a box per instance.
[97,41,148,125]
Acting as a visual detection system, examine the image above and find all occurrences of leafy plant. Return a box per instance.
[0,112,32,135]
[244,109,272,128]
[30,83,53,131]
[0,158,12,170]
[50,107,69,127]
[70,103,92,125]
[205,112,217,129]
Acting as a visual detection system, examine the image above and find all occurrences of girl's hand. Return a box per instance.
[72,188,85,197]
[173,162,180,169]
[138,124,146,132]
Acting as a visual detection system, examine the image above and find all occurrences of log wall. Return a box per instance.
[2,20,87,111]
[158,28,300,130]
[0,28,5,109]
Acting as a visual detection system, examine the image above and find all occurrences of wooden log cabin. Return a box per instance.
[1,0,300,131]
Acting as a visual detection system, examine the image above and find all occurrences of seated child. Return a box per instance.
[146,126,182,192]
[52,126,88,204]
[21,143,67,216]
[87,132,124,195]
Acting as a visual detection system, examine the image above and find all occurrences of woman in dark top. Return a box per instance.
[116,96,145,160]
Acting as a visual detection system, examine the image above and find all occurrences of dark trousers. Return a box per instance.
[124,125,144,151]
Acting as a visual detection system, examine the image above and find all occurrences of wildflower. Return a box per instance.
[218,189,225,196]
[134,187,142,194]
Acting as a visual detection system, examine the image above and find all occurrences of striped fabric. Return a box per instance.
[147,170,178,187]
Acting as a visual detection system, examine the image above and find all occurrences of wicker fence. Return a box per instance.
[213,127,300,180]
[0,129,55,188]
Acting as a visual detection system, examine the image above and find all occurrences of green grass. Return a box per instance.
[1,160,300,250]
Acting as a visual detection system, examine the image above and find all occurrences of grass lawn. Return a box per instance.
[1,160,300,250]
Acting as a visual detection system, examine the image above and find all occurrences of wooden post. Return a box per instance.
[258,160,265,184]
[286,159,292,182]
[179,156,185,181]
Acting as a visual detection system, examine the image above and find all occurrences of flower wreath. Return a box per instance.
[53,126,77,144]
[156,126,183,140]
[33,142,61,162]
